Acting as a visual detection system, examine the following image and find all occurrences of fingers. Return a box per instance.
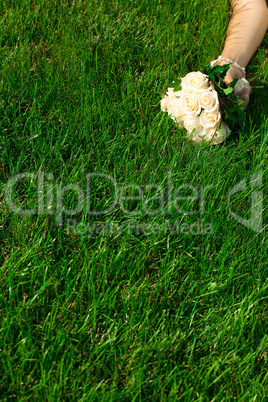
[211,60,251,107]
[223,71,251,108]
[233,77,251,107]
[237,87,251,107]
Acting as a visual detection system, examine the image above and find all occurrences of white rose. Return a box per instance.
[180,91,201,116]
[160,95,169,111]
[181,71,209,94]
[160,87,182,113]
[199,88,219,112]
[167,98,186,123]
[203,121,231,144]
[187,120,231,145]
[220,121,231,137]
[212,121,231,144]
[190,134,203,144]
[166,87,182,103]
[183,115,203,134]
[199,109,221,129]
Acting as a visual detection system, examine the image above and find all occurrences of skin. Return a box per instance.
[217,0,268,106]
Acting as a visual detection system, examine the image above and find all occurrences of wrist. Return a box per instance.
[211,55,246,78]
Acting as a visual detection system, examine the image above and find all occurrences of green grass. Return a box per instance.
[1,0,268,399]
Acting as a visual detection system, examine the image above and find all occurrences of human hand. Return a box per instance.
[211,58,251,108]
[222,64,251,108]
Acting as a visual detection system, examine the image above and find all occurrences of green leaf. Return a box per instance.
[225,110,237,123]
[223,87,234,96]
[237,110,245,126]
[211,65,230,76]
[174,85,182,92]
[209,63,232,78]
[229,78,239,88]
[209,73,215,81]
[203,63,212,75]
[213,84,225,98]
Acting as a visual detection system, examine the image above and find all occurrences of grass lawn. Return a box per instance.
[1,0,268,399]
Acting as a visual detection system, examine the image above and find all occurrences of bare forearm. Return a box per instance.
[221,0,268,68]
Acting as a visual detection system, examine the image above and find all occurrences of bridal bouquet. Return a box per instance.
[160,63,246,145]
